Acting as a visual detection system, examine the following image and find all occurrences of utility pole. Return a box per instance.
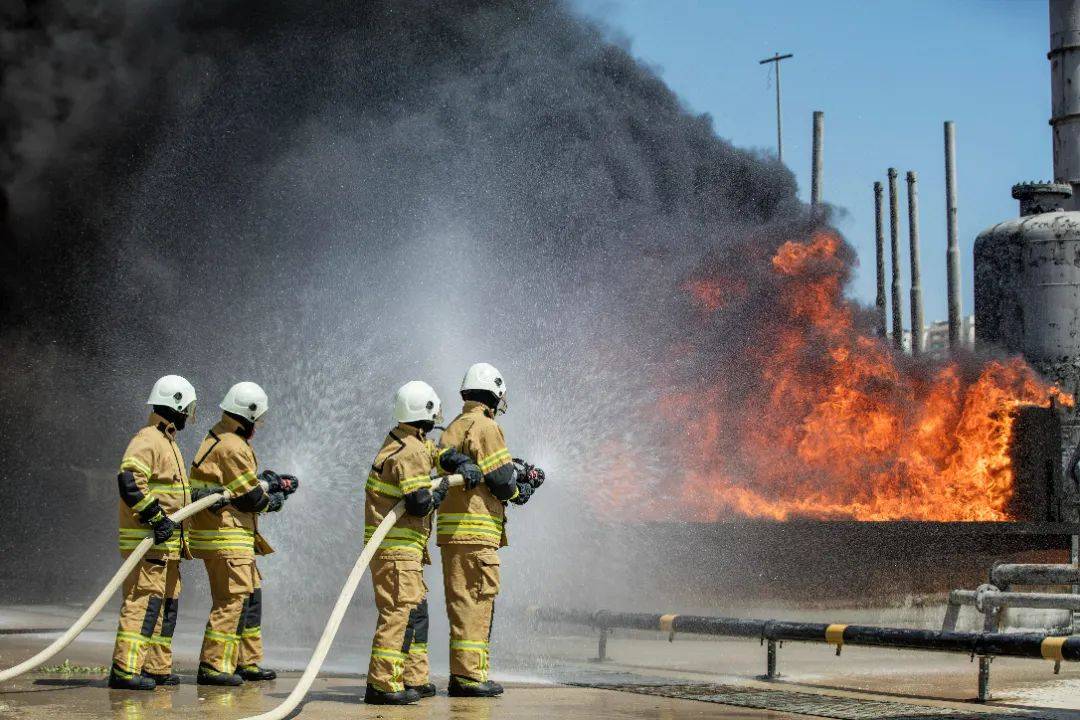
[759,52,794,163]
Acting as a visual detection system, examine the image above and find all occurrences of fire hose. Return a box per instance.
[0,488,234,684]
[238,474,463,720]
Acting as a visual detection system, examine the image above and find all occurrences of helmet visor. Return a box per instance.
[182,400,197,422]
[496,391,508,416]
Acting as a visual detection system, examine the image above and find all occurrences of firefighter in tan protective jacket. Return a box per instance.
[108,375,197,691]
[188,381,300,686]
[362,381,481,705]
[437,363,546,697]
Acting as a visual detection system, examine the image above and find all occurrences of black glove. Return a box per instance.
[513,458,545,489]
[192,488,230,512]
[149,511,176,545]
[509,482,534,506]
[265,492,285,513]
[460,463,483,490]
[260,470,300,496]
[431,477,451,509]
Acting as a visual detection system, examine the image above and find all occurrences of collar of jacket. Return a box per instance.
[213,412,250,440]
[461,400,495,418]
[394,422,426,440]
[148,411,178,438]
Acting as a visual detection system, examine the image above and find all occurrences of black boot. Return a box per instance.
[406,682,437,698]
[448,675,504,697]
[237,664,277,681]
[197,663,243,687]
[108,668,156,691]
[364,684,420,705]
[141,670,180,686]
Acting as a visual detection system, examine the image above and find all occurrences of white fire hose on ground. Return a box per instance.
[239,474,463,720]
[0,489,234,684]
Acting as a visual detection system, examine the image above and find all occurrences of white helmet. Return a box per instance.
[146,375,197,415]
[220,381,269,422]
[394,380,443,424]
[460,362,507,413]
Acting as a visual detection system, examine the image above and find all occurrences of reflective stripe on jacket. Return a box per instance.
[188,413,274,559]
[116,412,190,559]
[436,402,512,548]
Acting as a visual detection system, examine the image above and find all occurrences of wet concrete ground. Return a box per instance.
[4,604,1080,719]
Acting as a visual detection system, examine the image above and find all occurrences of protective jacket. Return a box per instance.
[188,414,274,559]
[365,423,466,563]
[436,401,523,549]
[117,412,191,560]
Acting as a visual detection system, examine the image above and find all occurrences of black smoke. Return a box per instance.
[0,0,807,641]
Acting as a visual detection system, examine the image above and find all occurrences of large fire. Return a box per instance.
[615,229,1070,522]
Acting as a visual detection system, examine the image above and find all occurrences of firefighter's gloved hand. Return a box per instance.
[509,483,534,506]
[260,470,300,496]
[192,488,230,512]
[149,512,176,545]
[513,458,545,489]
[460,463,483,490]
[431,477,451,508]
[265,492,285,513]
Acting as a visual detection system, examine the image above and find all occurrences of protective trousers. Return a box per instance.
[112,559,181,678]
[367,557,426,692]
[199,558,263,674]
[441,544,500,682]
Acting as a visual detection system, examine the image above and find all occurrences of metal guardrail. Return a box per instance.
[534,607,1079,702]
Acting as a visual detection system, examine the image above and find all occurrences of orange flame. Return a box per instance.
[630,230,1071,522]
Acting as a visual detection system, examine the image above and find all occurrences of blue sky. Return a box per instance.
[571,0,1050,324]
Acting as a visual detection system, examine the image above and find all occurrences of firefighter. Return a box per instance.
[109,375,197,691]
[437,363,546,697]
[363,381,481,705]
[188,381,300,686]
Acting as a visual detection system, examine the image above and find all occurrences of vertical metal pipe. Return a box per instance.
[776,61,784,163]
[944,121,962,349]
[1050,0,1080,209]
[811,111,824,208]
[874,182,887,338]
[766,639,778,679]
[907,171,924,356]
[888,168,904,350]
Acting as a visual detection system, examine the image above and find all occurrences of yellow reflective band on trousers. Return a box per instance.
[363,524,426,555]
[450,639,490,675]
[399,473,432,495]
[203,628,241,672]
[118,528,180,553]
[366,473,403,498]
[369,646,407,692]
[477,448,512,473]
[120,456,153,477]
[409,642,428,655]
[188,528,254,552]
[436,513,504,540]
[114,631,147,675]
[241,626,261,639]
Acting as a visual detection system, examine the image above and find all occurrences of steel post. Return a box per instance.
[874,181,887,338]
[888,168,904,349]
[907,171,924,356]
[944,121,962,349]
[811,111,824,208]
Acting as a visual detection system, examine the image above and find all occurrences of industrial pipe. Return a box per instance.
[907,170,924,356]
[992,564,1080,587]
[238,475,464,720]
[811,111,824,208]
[950,588,1080,612]
[534,607,1080,663]
[944,121,962,349]
[888,168,904,349]
[874,181,887,338]
[0,489,234,683]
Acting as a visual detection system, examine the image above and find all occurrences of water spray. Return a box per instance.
[0,489,234,684]
[238,474,463,720]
